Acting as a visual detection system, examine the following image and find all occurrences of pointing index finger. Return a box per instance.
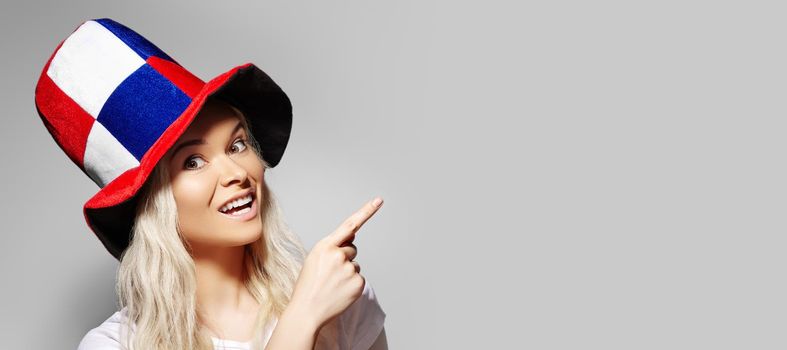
[331,197,384,246]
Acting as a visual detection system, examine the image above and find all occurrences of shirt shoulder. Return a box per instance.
[77,310,125,350]
[338,280,387,350]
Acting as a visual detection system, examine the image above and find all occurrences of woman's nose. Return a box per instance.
[218,156,249,187]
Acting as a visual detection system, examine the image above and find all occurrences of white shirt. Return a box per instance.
[78,281,386,350]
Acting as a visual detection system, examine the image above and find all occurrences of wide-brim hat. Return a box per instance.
[34,18,292,260]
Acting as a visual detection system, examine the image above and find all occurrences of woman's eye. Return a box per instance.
[230,138,248,153]
[184,156,206,170]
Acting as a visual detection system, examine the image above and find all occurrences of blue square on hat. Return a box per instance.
[97,64,192,160]
[95,18,174,62]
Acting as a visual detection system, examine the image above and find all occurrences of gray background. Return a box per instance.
[1,0,784,349]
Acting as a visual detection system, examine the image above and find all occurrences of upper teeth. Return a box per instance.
[220,194,252,212]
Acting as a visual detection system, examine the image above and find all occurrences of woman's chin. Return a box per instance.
[221,232,263,248]
[186,231,262,252]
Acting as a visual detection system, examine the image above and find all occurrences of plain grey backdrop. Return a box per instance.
[1,0,785,349]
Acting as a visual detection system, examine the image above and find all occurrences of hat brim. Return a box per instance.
[83,63,292,260]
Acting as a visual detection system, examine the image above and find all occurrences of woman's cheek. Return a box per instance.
[172,176,215,237]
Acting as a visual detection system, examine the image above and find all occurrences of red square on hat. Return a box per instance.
[35,73,96,169]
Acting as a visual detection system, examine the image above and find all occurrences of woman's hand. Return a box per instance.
[289,197,384,329]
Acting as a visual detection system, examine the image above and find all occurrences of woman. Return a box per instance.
[34,18,387,349]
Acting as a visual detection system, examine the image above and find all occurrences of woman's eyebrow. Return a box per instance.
[170,139,205,160]
[230,121,244,136]
[169,122,244,160]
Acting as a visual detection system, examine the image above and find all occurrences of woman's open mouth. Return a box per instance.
[218,192,258,221]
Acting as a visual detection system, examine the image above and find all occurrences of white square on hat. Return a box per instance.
[47,20,145,118]
[83,121,140,188]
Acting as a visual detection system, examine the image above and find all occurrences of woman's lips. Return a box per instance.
[218,196,258,221]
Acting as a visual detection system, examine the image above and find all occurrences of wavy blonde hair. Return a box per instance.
[116,101,307,349]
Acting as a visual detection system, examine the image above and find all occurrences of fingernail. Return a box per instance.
[372,197,383,207]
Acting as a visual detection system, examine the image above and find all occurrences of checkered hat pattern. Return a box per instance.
[35,18,292,259]
[37,19,205,188]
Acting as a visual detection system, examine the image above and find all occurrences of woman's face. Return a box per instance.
[165,100,265,252]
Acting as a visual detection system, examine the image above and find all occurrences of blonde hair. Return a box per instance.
[116,101,307,349]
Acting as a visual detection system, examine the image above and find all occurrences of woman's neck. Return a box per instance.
[192,245,259,318]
